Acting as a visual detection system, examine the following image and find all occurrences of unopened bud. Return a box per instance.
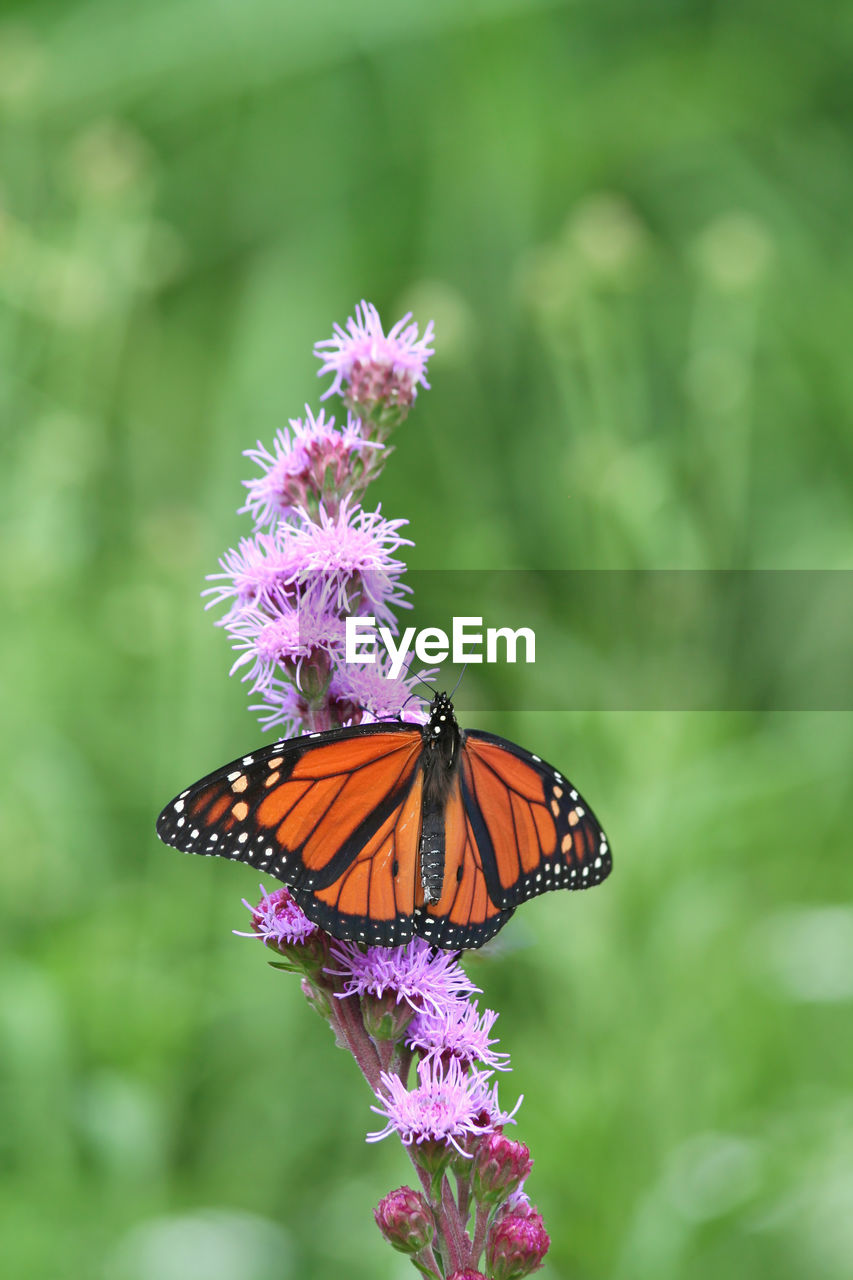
[374,1185,434,1255]
[486,1203,550,1280]
[472,1133,533,1205]
[300,977,333,1021]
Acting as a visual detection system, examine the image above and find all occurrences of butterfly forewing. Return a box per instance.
[156,724,427,945]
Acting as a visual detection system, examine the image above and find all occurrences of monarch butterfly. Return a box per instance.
[156,692,612,950]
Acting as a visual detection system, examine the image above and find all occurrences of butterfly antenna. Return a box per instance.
[395,655,438,697]
[448,663,468,700]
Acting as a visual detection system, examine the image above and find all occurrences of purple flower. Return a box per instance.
[367,1057,520,1156]
[235,885,318,947]
[203,531,300,620]
[287,496,412,628]
[224,600,345,692]
[314,300,434,415]
[249,678,312,737]
[374,1186,434,1255]
[328,937,479,1013]
[241,406,380,526]
[328,658,432,725]
[502,1186,533,1217]
[486,1202,550,1280]
[406,1000,510,1071]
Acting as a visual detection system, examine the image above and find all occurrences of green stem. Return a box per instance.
[469,1201,493,1269]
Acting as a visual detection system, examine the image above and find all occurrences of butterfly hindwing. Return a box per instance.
[459,730,612,910]
[156,723,426,946]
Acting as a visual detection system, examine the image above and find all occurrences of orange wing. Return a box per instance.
[454,730,611,917]
[156,725,425,946]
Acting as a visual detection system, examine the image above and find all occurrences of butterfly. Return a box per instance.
[156,692,612,950]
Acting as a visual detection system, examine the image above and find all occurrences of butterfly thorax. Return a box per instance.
[422,691,459,772]
[419,693,460,902]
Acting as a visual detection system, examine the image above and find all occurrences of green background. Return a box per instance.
[2,2,852,1277]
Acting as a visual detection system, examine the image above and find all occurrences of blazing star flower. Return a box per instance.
[249,678,311,737]
[502,1186,534,1218]
[314,300,434,415]
[406,1000,511,1071]
[241,406,380,527]
[234,885,318,947]
[328,658,432,726]
[203,531,301,620]
[328,937,479,1014]
[224,602,346,692]
[367,1057,520,1156]
[287,496,412,628]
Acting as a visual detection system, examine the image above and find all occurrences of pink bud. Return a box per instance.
[374,1185,434,1255]
[472,1133,533,1205]
[486,1203,550,1280]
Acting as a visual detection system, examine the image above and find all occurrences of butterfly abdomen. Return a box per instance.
[419,807,446,903]
[418,690,462,905]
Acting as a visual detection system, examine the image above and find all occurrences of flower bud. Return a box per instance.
[448,1272,488,1280]
[300,977,333,1022]
[361,988,416,1041]
[472,1133,533,1205]
[409,1137,454,1183]
[291,648,333,705]
[374,1185,434,1255]
[485,1203,550,1280]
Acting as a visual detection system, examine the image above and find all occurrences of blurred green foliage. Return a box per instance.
[2,1,852,1277]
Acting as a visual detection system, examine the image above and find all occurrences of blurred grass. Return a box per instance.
[2,1,853,1277]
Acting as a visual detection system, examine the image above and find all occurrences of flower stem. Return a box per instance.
[329,993,381,1090]
[391,1041,414,1084]
[412,1244,442,1280]
[408,1162,466,1275]
[455,1169,472,1230]
[440,1176,468,1270]
[469,1201,493,1269]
